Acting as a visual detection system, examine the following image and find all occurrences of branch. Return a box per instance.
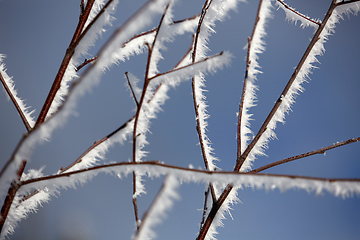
[0,71,32,132]
[131,2,171,229]
[19,161,360,192]
[125,72,140,108]
[237,0,263,160]
[235,0,338,172]
[191,0,217,205]
[74,14,200,72]
[250,137,360,173]
[276,0,321,27]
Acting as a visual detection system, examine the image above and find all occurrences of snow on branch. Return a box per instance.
[275,0,321,29]
[0,54,35,130]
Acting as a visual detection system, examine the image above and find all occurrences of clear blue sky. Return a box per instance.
[0,0,359,239]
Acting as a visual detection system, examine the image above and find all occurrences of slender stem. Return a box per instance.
[237,0,263,160]
[276,0,321,26]
[132,172,140,229]
[125,72,140,107]
[237,37,250,159]
[191,0,217,203]
[0,72,31,132]
[59,117,134,173]
[250,137,360,173]
[131,2,170,231]
[75,57,97,72]
[336,0,360,6]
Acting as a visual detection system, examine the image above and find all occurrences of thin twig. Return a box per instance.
[199,185,211,231]
[235,0,338,172]
[125,72,140,107]
[237,0,263,160]
[0,72,32,132]
[75,57,97,72]
[249,137,360,173]
[276,0,321,26]
[131,2,171,230]
[191,0,217,203]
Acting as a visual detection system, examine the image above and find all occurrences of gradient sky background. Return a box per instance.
[0,0,360,239]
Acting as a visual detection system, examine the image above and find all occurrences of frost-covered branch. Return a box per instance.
[0,60,35,132]
[75,14,200,72]
[236,0,359,172]
[34,0,97,125]
[190,0,245,238]
[237,0,272,167]
[275,0,321,29]
[192,0,217,192]
[19,162,360,198]
[131,2,172,227]
[250,137,360,173]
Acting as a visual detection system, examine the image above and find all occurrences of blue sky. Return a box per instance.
[0,0,359,239]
